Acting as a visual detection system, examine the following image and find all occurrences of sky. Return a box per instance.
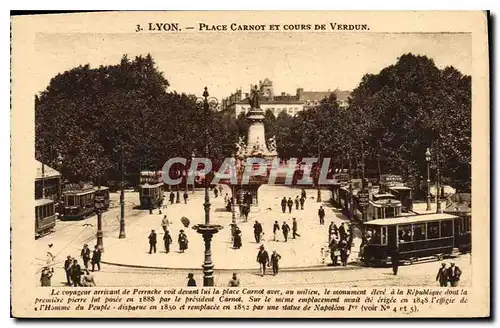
[34,32,471,100]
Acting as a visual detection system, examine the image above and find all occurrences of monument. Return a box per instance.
[232,86,278,205]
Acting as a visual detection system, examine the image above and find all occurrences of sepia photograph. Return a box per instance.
[11,11,489,318]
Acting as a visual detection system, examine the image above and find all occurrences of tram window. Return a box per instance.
[427,221,440,239]
[366,226,381,244]
[377,208,383,219]
[398,224,412,242]
[143,188,149,196]
[441,220,453,237]
[67,196,75,206]
[386,207,395,218]
[414,224,426,241]
[381,226,388,245]
[35,207,40,220]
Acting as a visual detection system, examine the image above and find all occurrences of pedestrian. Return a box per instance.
[281,197,287,213]
[329,238,339,266]
[64,256,73,286]
[228,273,240,287]
[214,187,219,198]
[391,248,400,275]
[328,222,335,243]
[149,203,153,215]
[270,250,282,275]
[178,230,188,253]
[163,230,173,253]
[224,193,229,204]
[161,215,169,233]
[169,191,175,205]
[219,185,223,196]
[339,239,349,266]
[253,221,263,243]
[91,245,101,272]
[80,244,91,269]
[242,204,250,222]
[233,226,242,249]
[436,263,448,287]
[282,221,290,242]
[301,188,306,199]
[300,196,305,210]
[40,266,54,287]
[256,245,270,277]
[447,262,462,287]
[187,273,196,287]
[81,269,96,287]
[292,218,300,239]
[70,259,83,287]
[148,229,157,254]
[318,206,325,225]
[295,196,300,210]
[339,222,347,241]
[287,197,293,213]
[182,191,188,204]
[273,221,280,241]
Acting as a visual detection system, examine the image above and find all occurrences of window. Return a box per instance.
[67,196,75,206]
[381,226,388,245]
[377,207,383,219]
[386,206,396,218]
[143,188,149,196]
[366,226,381,245]
[465,216,471,232]
[427,221,440,239]
[441,220,453,237]
[398,224,412,243]
[414,224,426,241]
[35,207,40,220]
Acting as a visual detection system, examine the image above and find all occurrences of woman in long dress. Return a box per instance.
[233,227,242,249]
[178,230,188,253]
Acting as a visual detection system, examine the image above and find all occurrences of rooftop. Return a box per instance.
[35,160,61,180]
[366,213,458,226]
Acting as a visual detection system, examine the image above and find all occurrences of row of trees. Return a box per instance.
[35,53,471,190]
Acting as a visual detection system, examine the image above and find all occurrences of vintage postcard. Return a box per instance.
[11,11,489,318]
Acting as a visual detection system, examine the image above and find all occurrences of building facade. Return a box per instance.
[221,78,350,117]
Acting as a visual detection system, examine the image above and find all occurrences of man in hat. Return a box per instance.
[447,262,462,287]
[318,206,325,225]
[273,221,280,241]
[91,245,101,272]
[436,263,448,287]
[287,197,293,213]
[80,244,91,268]
[64,255,73,286]
[256,245,270,277]
[163,230,173,253]
[253,221,263,243]
[148,229,157,254]
[270,250,282,276]
[292,218,300,239]
[281,197,287,213]
[391,247,400,275]
[161,215,169,233]
[228,273,240,287]
[282,221,290,242]
[187,273,196,287]
[70,259,83,287]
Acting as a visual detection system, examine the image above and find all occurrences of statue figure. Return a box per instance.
[249,85,260,109]
[267,135,277,152]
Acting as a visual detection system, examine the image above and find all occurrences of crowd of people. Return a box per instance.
[326,221,354,267]
[40,243,100,287]
[147,216,189,254]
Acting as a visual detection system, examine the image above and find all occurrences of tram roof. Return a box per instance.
[388,186,412,190]
[94,186,110,191]
[63,188,95,196]
[140,182,164,188]
[365,213,459,226]
[35,198,54,206]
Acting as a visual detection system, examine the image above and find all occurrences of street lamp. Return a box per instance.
[232,153,237,225]
[316,143,322,203]
[435,146,442,213]
[119,151,126,239]
[192,87,223,287]
[96,203,104,252]
[191,151,196,193]
[425,148,431,211]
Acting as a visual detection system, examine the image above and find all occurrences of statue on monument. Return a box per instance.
[249,85,260,109]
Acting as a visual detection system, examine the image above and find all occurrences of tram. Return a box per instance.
[94,186,110,211]
[360,213,459,266]
[380,174,413,212]
[61,183,96,220]
[139,171,164,209]
[35,199,56,238]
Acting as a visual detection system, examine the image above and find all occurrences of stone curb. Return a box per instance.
[100,260,363,273]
